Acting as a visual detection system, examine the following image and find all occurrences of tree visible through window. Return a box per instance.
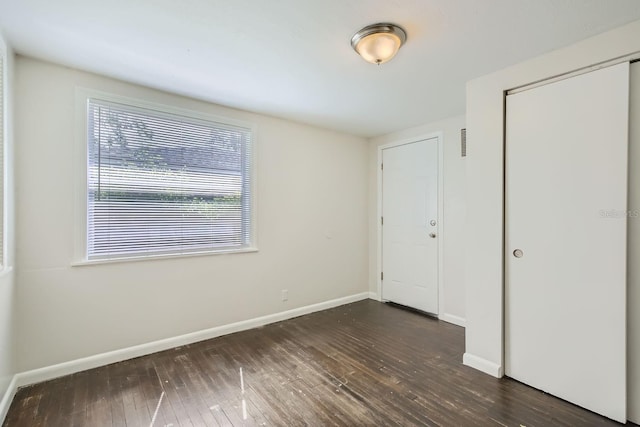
[87,99,253,260]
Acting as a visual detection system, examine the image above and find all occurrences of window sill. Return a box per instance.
[0,266,14,279]
[71,247,259,267]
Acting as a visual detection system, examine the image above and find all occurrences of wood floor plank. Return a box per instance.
[4,300,637,426]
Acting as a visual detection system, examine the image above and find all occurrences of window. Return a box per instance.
[0,48,5,268]
[86,98,254,260]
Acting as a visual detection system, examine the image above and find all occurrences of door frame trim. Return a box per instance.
[376,132,444,316]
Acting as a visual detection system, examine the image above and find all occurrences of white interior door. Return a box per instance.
[505,63,629,423]
[381,137,438,314]
[628,61,640,425]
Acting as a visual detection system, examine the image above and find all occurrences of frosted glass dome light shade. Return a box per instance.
[351,23,407,65]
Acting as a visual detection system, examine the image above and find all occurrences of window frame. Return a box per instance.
[73,88,258,265]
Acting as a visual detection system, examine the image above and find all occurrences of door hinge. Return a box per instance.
[381,163,384,170]
[381,272,384,281]
[381,216,383,225]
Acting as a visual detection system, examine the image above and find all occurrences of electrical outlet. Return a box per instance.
[281,289,288,301]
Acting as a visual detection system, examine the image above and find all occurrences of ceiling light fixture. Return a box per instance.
[351,23,407,65]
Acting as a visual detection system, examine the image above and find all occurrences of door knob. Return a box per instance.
[513,249,523,258]
[429,233,437,238]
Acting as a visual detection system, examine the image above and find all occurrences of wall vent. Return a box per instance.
[461,128,467,157]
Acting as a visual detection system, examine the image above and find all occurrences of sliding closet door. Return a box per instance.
[629,61,640,425]
[505,63,629,423]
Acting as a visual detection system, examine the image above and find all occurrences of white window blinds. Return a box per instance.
[87,99,253,260]
[0,53,4,267]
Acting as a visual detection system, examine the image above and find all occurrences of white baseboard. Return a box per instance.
[0,375,18,425]
[11,292,370,391]
[439,313,466,328]
[368,292,380,301]
[463,352,503,378]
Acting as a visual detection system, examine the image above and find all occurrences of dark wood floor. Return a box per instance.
[4,300,635,426]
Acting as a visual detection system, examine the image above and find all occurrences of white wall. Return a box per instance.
[0,33,16,413]
[14,56,369,372]
[368,115,466,325]
[465,18,640,423]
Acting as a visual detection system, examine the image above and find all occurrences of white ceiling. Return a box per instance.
[2,1,640,138]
